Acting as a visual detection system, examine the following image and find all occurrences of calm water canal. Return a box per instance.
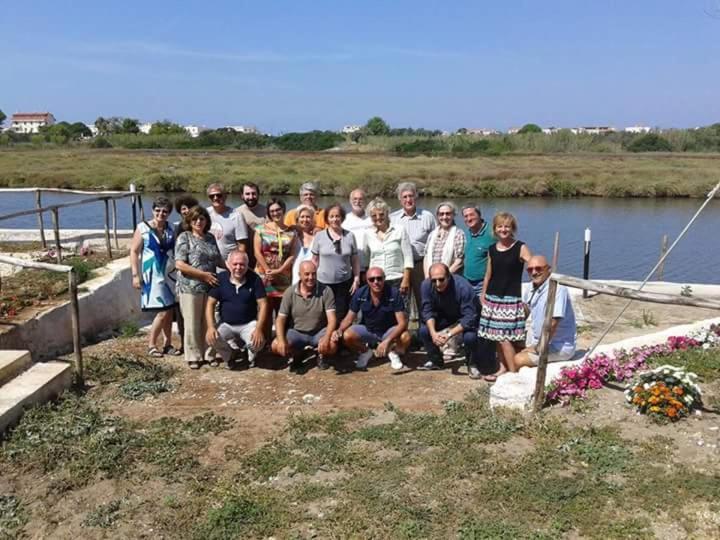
[1,192,718,284]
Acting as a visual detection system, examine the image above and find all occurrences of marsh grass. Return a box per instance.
[0,495,28,540]
[1,148,719,198]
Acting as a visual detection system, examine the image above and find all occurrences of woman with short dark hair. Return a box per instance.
[130,196,179,358]
[174,205,225,369]
[173,194,200,237]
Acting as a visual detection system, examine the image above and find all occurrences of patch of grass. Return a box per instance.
[558,426,635,476]
[82,498,124,529]
[0,394,232,490]
[0,495,28,540]
[118,320,140,338]
[458,518,549,540]
[192,490,287,540]
[85,352,177,399]
[120,380,172,400]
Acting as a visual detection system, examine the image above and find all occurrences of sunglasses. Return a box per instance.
[431,277,447,284]
[527,266,548,274]
[209,193,225,200]
[367,276,384,283]
[153,208,169,214]
[191,216,207,221]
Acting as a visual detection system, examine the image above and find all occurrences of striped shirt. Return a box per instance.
[430,228,466,269]
[390,208,437,261]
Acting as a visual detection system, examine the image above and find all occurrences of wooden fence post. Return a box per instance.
[36,189,47,248]
[111,199,119,249]
[68,269,84,382]
[552,232,560,270]
[102,198,112,258]
[137,194,145,221]
[657,234,669,280]
[50,208,62,263]
[582,228,591,298]
[532,277,559,412]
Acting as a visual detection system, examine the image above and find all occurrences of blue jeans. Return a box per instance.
[419,323,489,369]
[349,325,397,348]
[286,328,327,351]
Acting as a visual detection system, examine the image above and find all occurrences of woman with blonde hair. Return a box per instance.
[292,204,318,285]
[478,212,532,379]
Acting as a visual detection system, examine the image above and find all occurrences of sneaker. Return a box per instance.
[289,357,304,372]
[418,359,443,371]
[247,348,256,368]
[468,366,482,380]
[355,349,373,370]
[388,351,404,370]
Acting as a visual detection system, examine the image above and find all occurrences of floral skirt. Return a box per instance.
[478,294,526,342]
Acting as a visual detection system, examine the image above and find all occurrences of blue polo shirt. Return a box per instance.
[349,284,405,335]
[208,270,266,325]
[463,221,494,282]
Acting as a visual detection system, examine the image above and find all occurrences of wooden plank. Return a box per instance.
[532,278,559,412]
[0,187,129,195]
[0,193,134,222]
[552,273,720,310]
[551,231,560,270]
[68,270,84,382]
[51,208,62,263]
[36,190,47,248]
[0,255,72,273]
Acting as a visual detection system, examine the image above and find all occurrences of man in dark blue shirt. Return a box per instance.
[333,267,410,370]
[206,250,269,369]
[419,263,486,377]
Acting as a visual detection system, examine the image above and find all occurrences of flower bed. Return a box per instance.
[546,324,720,406]
[625,365,702,421]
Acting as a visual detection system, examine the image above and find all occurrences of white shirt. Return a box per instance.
[362,225,414,281]
[343,212,372,252]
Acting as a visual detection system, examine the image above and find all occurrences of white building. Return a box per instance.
[572,126,616,135]
[138,122,153,134]
[341,125,362,134]
[184,125,208,138]
[224,125,259,134]
[465,128,500,136]
[624,125,651,134]
[542,127,562,135]
[507,127,521,135]
[85,123,99,137]
[11,112,56,134]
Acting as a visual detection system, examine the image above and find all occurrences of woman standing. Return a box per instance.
[174,206,225,369]
[130,196,179,358]
[172,194,200,353]
[311,203,360,321]
[478,212,532,378]
[362,198,413,294]
[423,201,465,278]
[254,198,297,338]
[292,205,318,285]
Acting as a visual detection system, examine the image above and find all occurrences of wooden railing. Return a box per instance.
[531,273,720,411]
[0,187,145,263]
[0,254,84,381]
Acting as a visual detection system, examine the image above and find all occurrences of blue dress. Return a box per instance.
[138,221,176,311]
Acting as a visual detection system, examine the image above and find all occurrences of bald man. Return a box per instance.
[271,261,338,372]
[514,255,577,368]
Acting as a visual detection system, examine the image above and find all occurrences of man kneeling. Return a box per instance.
[205,250,268,369]
[271,261,338,371]
[515,255,577,368]
[333,267,410,370]
[419,263,488,377]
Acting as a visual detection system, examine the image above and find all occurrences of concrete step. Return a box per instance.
[0,350,32,386]
[0,361,73,434]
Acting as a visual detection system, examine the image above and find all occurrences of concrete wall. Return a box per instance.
[0,257,141,360]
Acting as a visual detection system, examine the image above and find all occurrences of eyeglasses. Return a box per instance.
[437,212,453,217]
[367,276,384,283]
[153,208,169,214]
[527,266,548,274]
[209,193,224,200]
[370,214,385,221]
[191,216,207,221]
[431,277,447,284]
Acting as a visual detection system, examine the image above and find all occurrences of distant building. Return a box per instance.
[507,127,521,135]
[85,123,99,137]
[138,122,153,135]
[11,112,56,134]
[225,125,259,134]
[542,127,562,135]
[341,125,362,134]
[465,128,500,136]
[184,125,209,138]
[572,126,617,135]
[624,125,651,134]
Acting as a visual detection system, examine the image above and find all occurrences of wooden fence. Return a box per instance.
[532,273,720,412]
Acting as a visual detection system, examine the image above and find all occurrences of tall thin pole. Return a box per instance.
[551,231,560,270]
[36,189,47,248]
[51,208,62,263]
[111,199,119,249]
[657,234,669,280]
[103,198,113,258]
[532,277,559,412]
[137,194,145,221]
[68,269,84,383]
[130,183,137,230]
[582,227,591,298]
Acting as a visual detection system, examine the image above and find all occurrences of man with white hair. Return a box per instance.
[390,181,437,320]
[342,188,372,253]
[284,181,326,229]
[206,250,269,369]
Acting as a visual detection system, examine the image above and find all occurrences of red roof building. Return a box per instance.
[11,112,56,134]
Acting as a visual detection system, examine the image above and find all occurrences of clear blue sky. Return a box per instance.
[2,0,720,133]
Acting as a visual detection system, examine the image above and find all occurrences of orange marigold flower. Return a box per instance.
[666,407,677,417]
[673,387,684,396]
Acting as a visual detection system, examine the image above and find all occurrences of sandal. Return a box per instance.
[188,361,200,370]
[482,374,498,383]
[163,345,182,356]
[208,358,221,367]
[148,347,163,358]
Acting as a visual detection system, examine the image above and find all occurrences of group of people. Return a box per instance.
[129,180,577,380]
